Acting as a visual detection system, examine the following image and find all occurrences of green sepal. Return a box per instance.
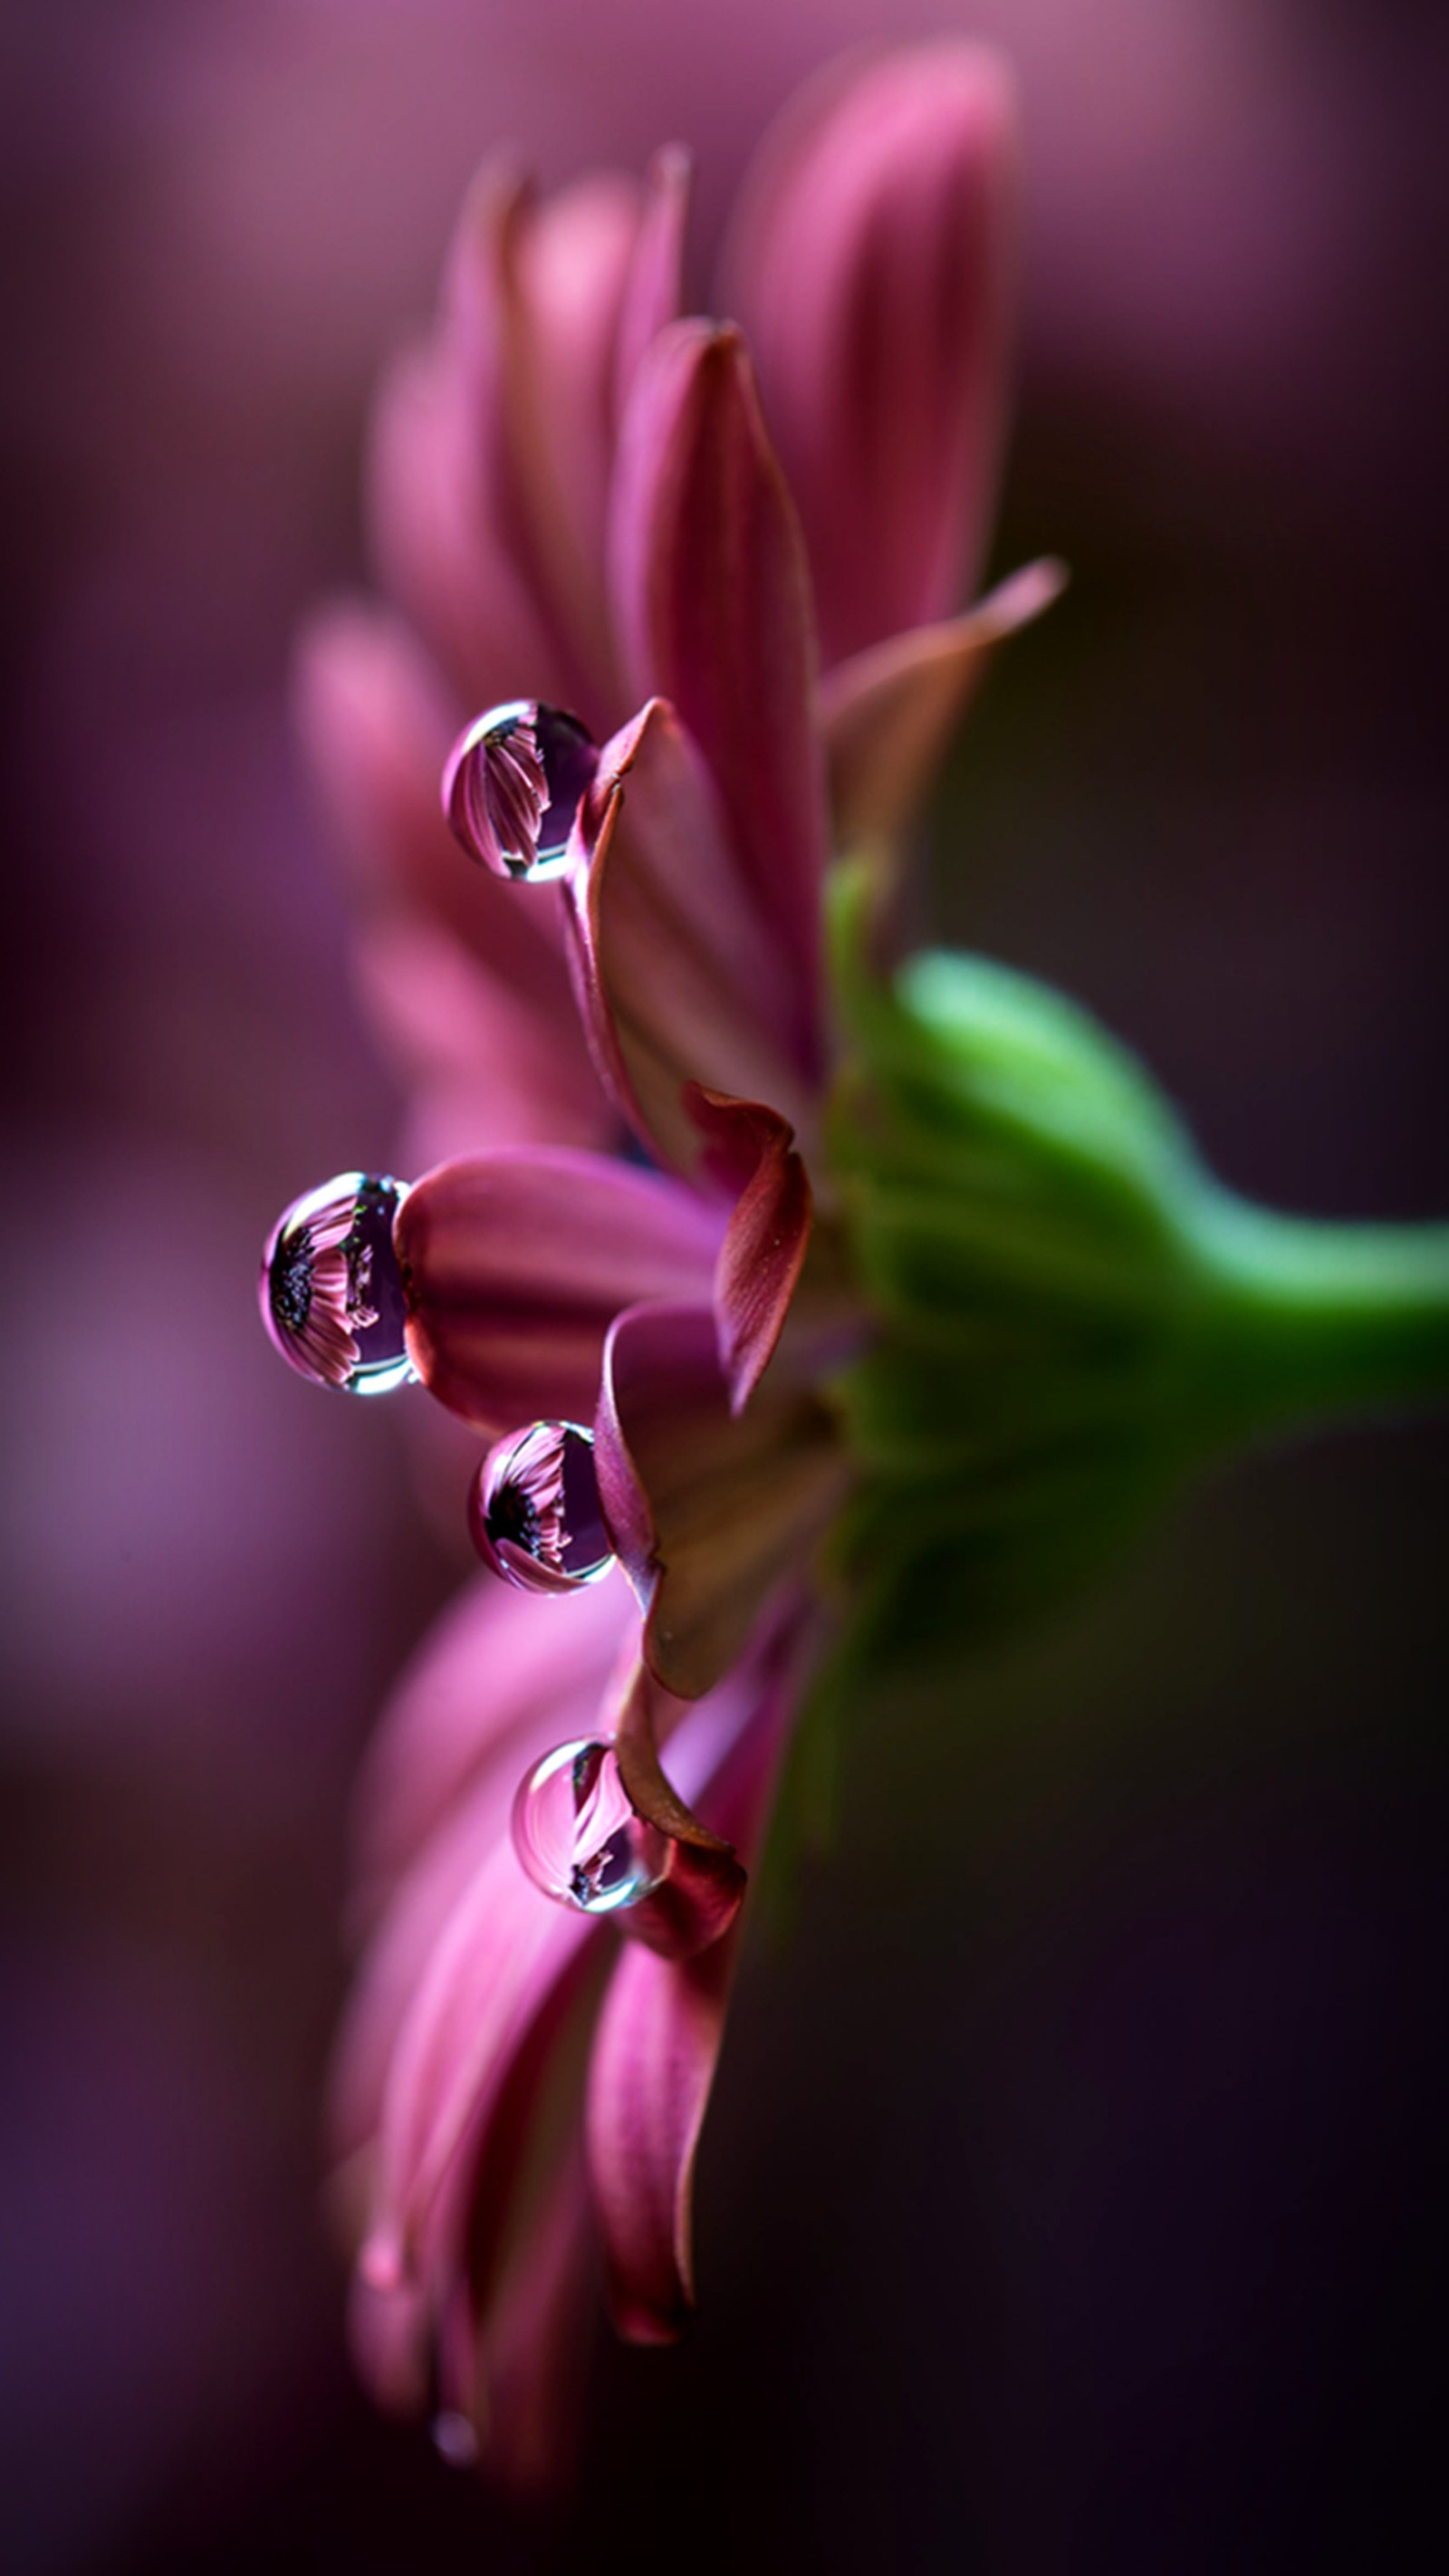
[821,856,1449,1672]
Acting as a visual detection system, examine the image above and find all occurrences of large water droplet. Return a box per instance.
[260,1173,416,1394]
[470,1421,614,1592]
[512,1738,667,1916]
[442,701,598,882]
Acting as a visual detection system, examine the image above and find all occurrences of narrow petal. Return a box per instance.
[516,172,651,655]
[452,2146,598,2500]
[603,1658,746,1962]
[586,1613,802,2340]
[824,558,1068,856]
[369,156,650,727]
[724,42,1019,666]
[585,1930,733,2343]
[295,603,608,1154]
[612,147,691,410]
[609,322,827,1069]
[398,1149,720,1434]
[595,1302,849,1698]
[365,1835,592,2279]
[365,330,556,714]
[686,1087,812,1410]
[566,697,815,1173]
[351,913,609,1162]
[353,1917,604,2443]
[293,601,581,1021]
[350,1574,636,1926]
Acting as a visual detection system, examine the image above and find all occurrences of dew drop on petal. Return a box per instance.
[512,1737,667,1916]
[470,1421,614,1592]
[259,1173,416,1394]
[442,699,598,882]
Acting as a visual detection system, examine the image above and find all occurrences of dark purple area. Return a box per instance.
[534,706,600,865]
[558,1427,612,1579]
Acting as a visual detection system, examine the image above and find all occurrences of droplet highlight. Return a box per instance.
[260,1173,416,1394]
[512,1738,667,1916]
[442,700,598,882]
[432,2411,479,2470]
[470,1421,614,1593]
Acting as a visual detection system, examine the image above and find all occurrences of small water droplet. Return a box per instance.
[470,1421,614,1592]
[442,700,598,881]
[512,1737,667,1916]
[432,2409,479,2470]
[260,1173,415,1394]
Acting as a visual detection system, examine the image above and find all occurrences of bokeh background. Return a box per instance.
[3,2,1445,2569]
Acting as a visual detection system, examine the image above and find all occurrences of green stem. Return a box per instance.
[1181,1184,1449,1450]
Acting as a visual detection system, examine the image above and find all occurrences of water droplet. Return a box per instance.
[260,1173,416,1394]
[512,1738,667,1916]
[470,1421,614,1592]
[432,2410,479,2470]
[442,700,598,882]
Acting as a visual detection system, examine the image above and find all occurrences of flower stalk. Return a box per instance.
[824,860,1449,1658]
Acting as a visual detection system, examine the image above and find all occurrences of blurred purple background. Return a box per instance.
[2,3,1445,2569]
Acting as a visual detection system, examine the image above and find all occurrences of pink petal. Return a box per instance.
[353,1927,604,2447]
[595,1302,850,1699]
[364,1832,593,2280]
[585,1928,733,2343]
[723,43,1020,667]
[686,1088,812,1411]
[609,322,827,1070]
[612,147,691,415]
[604,1658,746,1962]
[503,172,650,716]
[823,559,1067,857]
[565,698,816,1174]
[586,1612,803,2341]
[365,323,557,716]
[367,155,663,729]
[350,1573,637,1927]
[351,912,609,1160]
[446,2146,598,2500]
[397,1149,720,1434]
[293,600,580,1021]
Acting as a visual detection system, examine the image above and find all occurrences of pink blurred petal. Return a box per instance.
[686,1087,813,1411]
[515,172,651,676]
[612,147,692,419]
[351,912,609,1159]
[724,42,1020,666]
[609,321,827,1069]
[350,1573,638,1926]
[587,1614,801,2340]
[365,1833,593,2278]
[450,2145,598,2501]
[398,1148,720,1433]
[566,697,815,1175]
[365,325,557,715]
[586,1928,734,2343]
[823,557,1068,857]
[294,600,584,1022]
[596,1302,849,1699]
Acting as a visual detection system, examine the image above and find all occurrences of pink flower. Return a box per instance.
[276,41,1064,2494]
